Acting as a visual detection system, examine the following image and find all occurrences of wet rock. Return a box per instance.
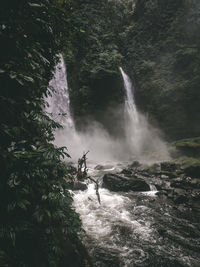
[155,184,162,190]
[94,164,114,170]
[121,168,133,175]
[161,162,178,172]
[191,191,200,201]
[173,188,186,195]
[156,190,168,197]
[189,178,200,189]
[102,173,150,192]
[175,137,200,157]
[161,174,169,179]
[158,162,181,179]
[145,163,161,174]
[174,157,200,178]
[93,247,120,267]
[94,165,105,170]
[183,164,200,178]
[174,195,188,204]
[155,180,171,191]
[171,177,200,190]
[129,160,141,169]
[158,228,167,236]
[160,170,178,178]
[71,181,87,191]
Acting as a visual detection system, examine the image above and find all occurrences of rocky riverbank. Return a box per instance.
[67,156,200,212]
[72,159,200,267]
[117,158,200,211]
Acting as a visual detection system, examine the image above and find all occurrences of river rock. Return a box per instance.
[174,194,188,204]
[95,165,106,170]
[145,163,161,175]
[129,160,141,169]
[161,162,178,172]
[71,181,87,191]
[121,168,133,175]
[170,177,200,190]
[94,164,114,171]
[175,137,200,157]
[102,173,150,192]
[183,164,200,178]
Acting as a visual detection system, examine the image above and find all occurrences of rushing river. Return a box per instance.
[72,162,200,267]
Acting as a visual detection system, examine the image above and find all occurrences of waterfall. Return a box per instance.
[46,56,122,162]
[119,67,139,124]
[46,54,75,130]
[45,55,82,159]
[120,67,142,155]
[120,67,170,160]
[46,58,169,162]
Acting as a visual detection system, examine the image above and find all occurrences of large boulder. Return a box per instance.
[128,161,141,169]
[160,162,178,172]
[68,181,87,191]
[175,137,200,157]
[183,164,200,178]
[175,157,200,178]
[102,173,150,192]
[94,164,114,170]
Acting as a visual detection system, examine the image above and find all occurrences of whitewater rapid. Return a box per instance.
[72,163,200,267]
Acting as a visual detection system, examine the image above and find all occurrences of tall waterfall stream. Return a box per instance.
[47,57,200,267]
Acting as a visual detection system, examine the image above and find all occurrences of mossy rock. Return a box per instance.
[175,157,200,178]
[183,164,200,178]
[129,160,141,169]
[175,137,200,157]
[160,170,178,178]
[102,173,150,192]
[144,163,161,174]
[160,162,178,172]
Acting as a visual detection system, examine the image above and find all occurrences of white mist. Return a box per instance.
[120,67,170,161]
[46,56,169,163]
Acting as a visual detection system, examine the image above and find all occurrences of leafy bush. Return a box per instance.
[0,1,88,266]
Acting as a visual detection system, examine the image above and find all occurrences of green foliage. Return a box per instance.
[64,0,124,133]
[0,1,87,266]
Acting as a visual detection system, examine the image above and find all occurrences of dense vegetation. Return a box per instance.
[66,0,200,140]
[65,0,125,135]
[0,1,89,266]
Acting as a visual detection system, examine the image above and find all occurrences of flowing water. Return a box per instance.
[72,163,200,267]
[46,54,75,128]
[119,67,169,161]
[48,57,200,267]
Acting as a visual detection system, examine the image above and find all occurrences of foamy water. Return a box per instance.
[72,163,200,267]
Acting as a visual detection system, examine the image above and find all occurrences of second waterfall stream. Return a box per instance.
[119,67,169,160]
